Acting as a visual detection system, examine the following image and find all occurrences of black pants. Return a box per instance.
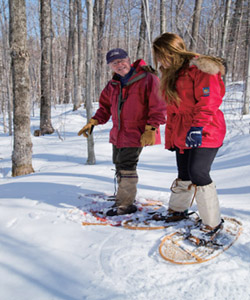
[112,145,142,172]
[175,147,219,186]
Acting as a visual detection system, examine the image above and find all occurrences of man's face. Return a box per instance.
[109,57,131,77]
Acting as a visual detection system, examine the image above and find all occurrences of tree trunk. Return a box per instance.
[126,0,131,57]
[242,2,250,115]
[142,0,152,65]
[7,77,13,136]
[86,0,96,165]
[0,4,12,135]
[9,0,34,176]
[73,0,83,111]
[94,0,106,99]
[160,0,167,34]
[175,0,185,37]
[40,0,54,134]
[231,0,243,81]
[243,45,250,115]
[64,0,74,104]
[106,0,114,81]
[190,0,203,52]
[220,0,232,59]
[136,1,146,59]
[72,0,81,111]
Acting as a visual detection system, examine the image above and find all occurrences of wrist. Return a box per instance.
[190,126,203,131]
[90,118,98,126]
[145,125,157,131]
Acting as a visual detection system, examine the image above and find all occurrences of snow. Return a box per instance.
[1,93,250,300]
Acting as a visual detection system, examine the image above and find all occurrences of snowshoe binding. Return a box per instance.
[152,209,192,223]
[106,204,137,216]
[185,219,225,247]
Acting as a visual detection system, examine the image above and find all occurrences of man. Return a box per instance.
[78,48,166,216]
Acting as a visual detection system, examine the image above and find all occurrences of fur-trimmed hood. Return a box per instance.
[190,56,225,76]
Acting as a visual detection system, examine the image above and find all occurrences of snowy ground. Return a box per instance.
[1,96,250,300]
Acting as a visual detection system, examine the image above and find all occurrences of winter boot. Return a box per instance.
[195,182,221,228]
[152,209,190,222]
[106,204,137,216]
[106,170,138,216]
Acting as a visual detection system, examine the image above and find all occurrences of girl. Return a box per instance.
[152,33,226,230]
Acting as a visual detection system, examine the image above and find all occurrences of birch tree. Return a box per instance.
[64,0,74,104]
[85,0,96,164]
[40,0,54,134]
[73,0,83,111]
[142,0,152,65]
[9,0,34,176]
[160,0,167,34]
[0,2,12,135]
[190,0,203,52]
[72,0,81,111]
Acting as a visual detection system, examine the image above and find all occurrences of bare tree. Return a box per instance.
[190,0,203,52]
[160,0,167,34]
[9,0,34,176]
[72,0,81,111]
[106,0,114,51]
[85,0,96,165]
[142,0,152,64]
[73,0,83,111]
[175,0,185,36]
[0,1,12,135]
[93,0,106,98]
[136,1,146,59]
[105,0,114,82]
[121,0,132,56]
[243,2,250,115]
[40,0,54,134]
[243,45,250,115]
[64,0,74,104]
[2,0,250,134]
[220,0,232,59]
[229,0,244,81]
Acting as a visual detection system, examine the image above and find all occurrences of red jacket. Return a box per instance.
[165,57,226,153]
[93,59,166,148]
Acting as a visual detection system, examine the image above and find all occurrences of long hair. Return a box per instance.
[152,32,224,105]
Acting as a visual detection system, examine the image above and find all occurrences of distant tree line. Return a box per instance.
[1,0,250,175]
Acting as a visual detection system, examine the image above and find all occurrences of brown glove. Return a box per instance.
[78,118,98,138]
[140,125,156,147]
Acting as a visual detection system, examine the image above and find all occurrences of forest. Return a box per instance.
[0,0,250,176]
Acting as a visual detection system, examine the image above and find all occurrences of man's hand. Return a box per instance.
[78,118,98,138]
[185,127,203,148]
[140,125,156,147]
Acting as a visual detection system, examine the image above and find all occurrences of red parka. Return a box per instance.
[93,59,166,148]
[165,57,226,153]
